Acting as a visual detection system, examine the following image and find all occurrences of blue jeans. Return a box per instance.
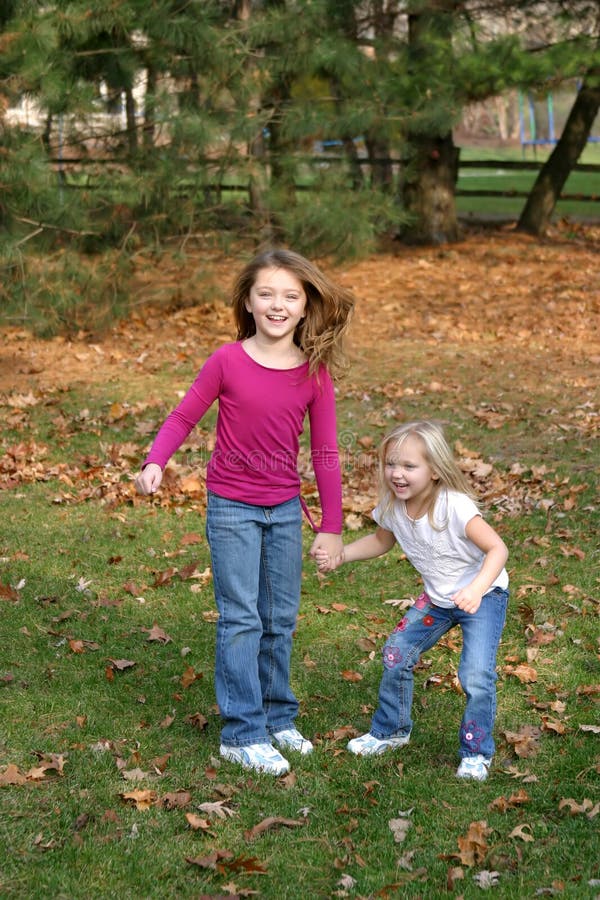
[370,587,509,759]
[206,491,303,747]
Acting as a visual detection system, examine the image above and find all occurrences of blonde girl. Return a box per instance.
[317,420,509,781]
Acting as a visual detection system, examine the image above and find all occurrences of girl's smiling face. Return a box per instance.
[245,267,307,343]
[384,434,439,510]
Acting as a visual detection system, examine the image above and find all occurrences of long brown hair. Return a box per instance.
[231,248,355,379]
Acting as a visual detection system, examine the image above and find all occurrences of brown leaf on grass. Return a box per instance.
[122,580,141,596]
[144,623,172,644]
[357,637,377,652]
[489,789,531,812]
[161,790,191,809]
[502,725,542,758]
[0,581,20,601]
[576,684,600,697]
[244,816,306,841]
[150,753,171,774]
[153,567,176,587]
[185,812,212,831]
[503,663,538,683]
[0,764,27,785]
[526,627,557,647]
[558,798,599,819]
[180,532,203,545]
[120,789,158,810]
[509,823,534,842]
[178,561,200,581]
[68,638,100,653]
[27,752,67,780]
[447,866,465,890]
[186,849,234,869]
[185,711,208,730]
[541,716,567,736]
[181,665,203,688]
[341,670,363,683]
[456,820,491,866]
[186,850,267,875]
[159,713,175,729]
[279,770,297,788]
[107,658,136,672]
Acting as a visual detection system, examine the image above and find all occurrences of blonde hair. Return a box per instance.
[231,248,355,379]
[378,420,477,526]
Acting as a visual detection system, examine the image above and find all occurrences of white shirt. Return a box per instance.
[373,489,509,608]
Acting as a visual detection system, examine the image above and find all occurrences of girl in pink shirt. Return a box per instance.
[135,249,354,775]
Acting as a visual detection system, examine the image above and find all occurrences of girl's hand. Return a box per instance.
[451,586,483,615]
[309,532,343,562]
[135,463,163,495]
[314,547,344,572]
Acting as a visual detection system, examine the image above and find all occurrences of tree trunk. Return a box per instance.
[124,86,138,155]
[399,3,461,244]
[366,135,393,192]
[517,70,600,236]
[401,132,461,244]
[142,65,157,150]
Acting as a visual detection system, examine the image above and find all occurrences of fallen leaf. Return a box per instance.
[341,670,363,683]
[389,817,411,843]
[197,800,236,820]
[244,816,306,841]
[185,812,212,831]
[120,789,158,810]
[144,623,172,644]
[0,764,27,785]
[473,870,501,888]
[456,820,491,866]
[161,790,191,809]
[508,823,534,842]
[558,798,599,819]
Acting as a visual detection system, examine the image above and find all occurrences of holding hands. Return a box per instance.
[314,546,345,572]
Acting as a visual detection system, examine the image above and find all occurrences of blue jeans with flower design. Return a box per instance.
[369,587,509,759]
[206,491,303,747]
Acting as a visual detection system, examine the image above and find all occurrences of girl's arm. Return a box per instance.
[317,526,396,571]
[307,368,343,537]
[451,515,508,614]
[134,351,223,494]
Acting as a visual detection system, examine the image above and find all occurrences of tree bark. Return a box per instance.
[399,3,461,244]
[401,132,461,244]
[517,70,600,236]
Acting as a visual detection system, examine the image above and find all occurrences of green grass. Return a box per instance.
[1,336,599,898]
[457,143,600,220]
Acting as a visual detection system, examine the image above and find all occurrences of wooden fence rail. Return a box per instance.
[49,157,600,204]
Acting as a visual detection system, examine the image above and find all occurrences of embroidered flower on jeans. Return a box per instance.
[382,644,403,668]
[423,615,434,626]
[393,617,408,633]
[414,593,428,610]
[460,721,485,751]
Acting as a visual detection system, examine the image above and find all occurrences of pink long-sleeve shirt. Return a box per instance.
[143,341,343,533]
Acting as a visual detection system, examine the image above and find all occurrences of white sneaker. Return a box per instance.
[347,731,410,756]
[456,754,491,781]
[220,742,290,775]
[272,728,314,755]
